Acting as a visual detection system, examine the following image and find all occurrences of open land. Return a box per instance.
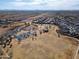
[0,11,79,59]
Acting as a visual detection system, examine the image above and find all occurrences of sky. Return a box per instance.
[0,0,79,10]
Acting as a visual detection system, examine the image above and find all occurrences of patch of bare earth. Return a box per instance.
[12,26,77,59]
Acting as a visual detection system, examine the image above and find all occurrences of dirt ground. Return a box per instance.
[11,26,78,59]
[0,27,10,36]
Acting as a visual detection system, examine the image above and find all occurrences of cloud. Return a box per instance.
[10,0,43,7]
[1,0,79,10]
[15,0,23,2]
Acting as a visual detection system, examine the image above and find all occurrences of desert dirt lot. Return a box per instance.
[0,27,10,36]
[12,25,78,59]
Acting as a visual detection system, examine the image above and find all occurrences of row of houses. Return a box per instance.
[32,16,79,39]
